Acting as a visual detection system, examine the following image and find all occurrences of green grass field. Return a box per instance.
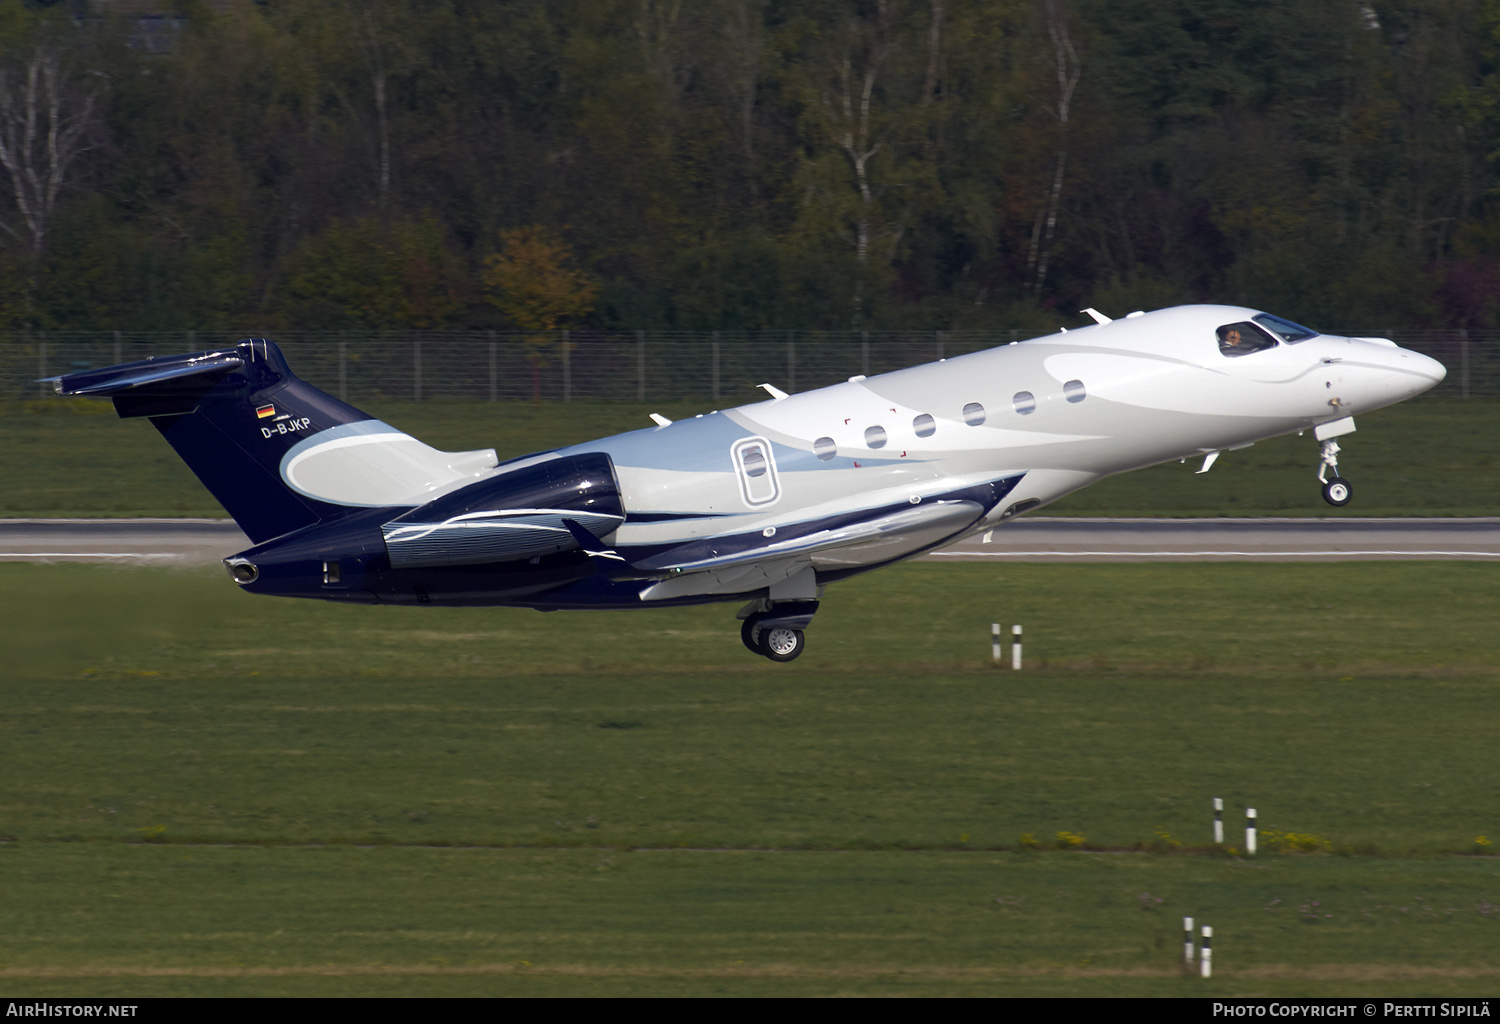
[3,396,1498,518]
[3,561,1497,995]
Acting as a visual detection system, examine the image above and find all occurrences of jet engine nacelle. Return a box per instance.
[381,452,624,568]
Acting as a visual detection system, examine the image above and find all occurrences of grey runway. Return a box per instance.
[924,516,1500,562]
[2,516,1498,565]
[0,519,251,565]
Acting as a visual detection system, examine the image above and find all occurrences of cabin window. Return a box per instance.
[962,402,986,426]
[1013,391,1036,415]
[912,413,936,438]
[731,436,781,506]
[814,436,837,461]
[740,445,768,477]
[1063,380,1087,403]
[864,425,888,448]
[1216,321,1278,356]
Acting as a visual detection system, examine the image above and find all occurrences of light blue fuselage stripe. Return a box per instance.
[556,410,915,475]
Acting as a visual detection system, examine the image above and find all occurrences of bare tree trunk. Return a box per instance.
[828,1,894,324]
[347,1,392,216]
[1024,0,1081,297]
[724,1,765,198]
[923,1,944,106]
[920,1,944,160]
[636,0,688,108]
[1032,147,1067,294]
[0,47,97,258]
[373,70,390,213]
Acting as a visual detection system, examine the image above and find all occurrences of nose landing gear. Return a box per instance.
[1317,438,1353,507]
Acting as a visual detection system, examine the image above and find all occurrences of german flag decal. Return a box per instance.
[256,405,276,419]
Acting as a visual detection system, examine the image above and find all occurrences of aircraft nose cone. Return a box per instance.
[1345,342,1447,407]
[1401,349,1447,385]
[1383,347,1446,400]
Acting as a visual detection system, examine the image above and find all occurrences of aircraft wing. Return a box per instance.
[565,498,985,582]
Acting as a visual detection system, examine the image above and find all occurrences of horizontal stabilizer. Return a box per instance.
[50,354,244,397]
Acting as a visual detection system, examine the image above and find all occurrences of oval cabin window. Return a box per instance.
[1063,380,1086,403]
[962,402,986,426]
[1013,391,1036,415]
[731,436,780,506]
[739,444,768,477]
[864,425,888,449]
[912,413,936,438]
[813,436,837,461]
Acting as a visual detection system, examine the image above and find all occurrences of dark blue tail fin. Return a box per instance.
[53,339,496,544]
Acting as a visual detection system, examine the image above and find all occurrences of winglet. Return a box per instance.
[561,518,625,561]
[758,383,789,400]
[562,517,675,580]
[1081,307,1113,325]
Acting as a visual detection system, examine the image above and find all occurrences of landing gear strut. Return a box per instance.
[739,600,819,662]
[1317,439,1353,507]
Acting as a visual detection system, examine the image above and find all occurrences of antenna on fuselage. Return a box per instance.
[1081,307,1113,325]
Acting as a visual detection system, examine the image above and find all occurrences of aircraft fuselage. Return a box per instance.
[52,304,1445,659]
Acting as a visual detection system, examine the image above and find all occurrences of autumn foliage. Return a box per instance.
[0,2,1497,332]
[483,226,598,402]
[482,227,599,334]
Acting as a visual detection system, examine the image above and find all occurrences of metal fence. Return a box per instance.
[2,327,1495,404]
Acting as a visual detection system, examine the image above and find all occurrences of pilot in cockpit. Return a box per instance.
[1217,322,1275,356]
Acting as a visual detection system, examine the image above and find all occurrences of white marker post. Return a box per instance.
[1213,798,1223,845]
[1246,808,1257,855]
[991,623,1002,664]
[1200,925,1212,978]
[1183,916,1195,964]
[1011,624,1023,670]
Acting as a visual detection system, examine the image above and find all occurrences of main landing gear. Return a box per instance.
[1317,439,1353,507]
[742,617,805,661]
[739,600,819,662]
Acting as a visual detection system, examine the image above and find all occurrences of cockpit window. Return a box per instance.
[1216,321,1278,357]
[1252,313,1318,343]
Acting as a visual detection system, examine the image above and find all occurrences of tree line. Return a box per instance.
[2,0,1498,336]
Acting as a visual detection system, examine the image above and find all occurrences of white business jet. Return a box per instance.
[51,305,1445,661]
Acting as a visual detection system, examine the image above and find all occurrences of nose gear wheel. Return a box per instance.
[1322,477,1352,506]
[1316,439,1353,506]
